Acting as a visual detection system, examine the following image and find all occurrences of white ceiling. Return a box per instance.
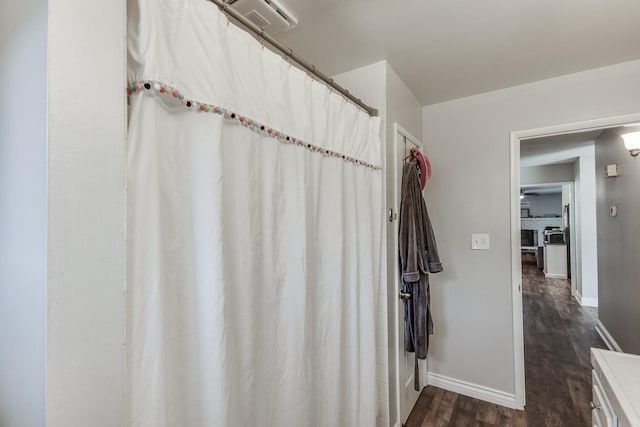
[273,0,640,105]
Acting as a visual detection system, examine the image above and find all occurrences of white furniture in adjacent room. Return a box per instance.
[591,348,640,426]
[543,242,567,279]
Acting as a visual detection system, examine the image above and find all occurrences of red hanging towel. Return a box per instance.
[410,147,432,190]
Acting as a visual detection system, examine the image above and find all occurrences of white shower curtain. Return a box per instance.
[126,1,382,425]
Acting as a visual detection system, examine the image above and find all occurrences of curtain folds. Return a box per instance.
[127,1,382,425]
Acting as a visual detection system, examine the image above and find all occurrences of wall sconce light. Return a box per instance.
[621,131,640,158]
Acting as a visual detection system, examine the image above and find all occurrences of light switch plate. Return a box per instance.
[471,233,490,250]
[605,164,619,177]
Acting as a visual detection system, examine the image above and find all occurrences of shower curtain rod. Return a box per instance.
[209,0,379,117]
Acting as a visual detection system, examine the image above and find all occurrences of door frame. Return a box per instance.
[520,181,575,287]
[509,112,640,409]
[389,123,425,427]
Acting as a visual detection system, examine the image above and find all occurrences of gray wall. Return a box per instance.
[522,193,562,217]
[422,60,640,396]
[521,163,575,185]
[595,129,640,354]
[0,2,47,426]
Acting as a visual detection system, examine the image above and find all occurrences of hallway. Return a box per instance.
[405,262,606,426]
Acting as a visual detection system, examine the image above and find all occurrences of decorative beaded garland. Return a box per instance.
[127,80,382,171]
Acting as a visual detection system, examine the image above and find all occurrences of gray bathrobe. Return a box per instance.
[399,162,443,391]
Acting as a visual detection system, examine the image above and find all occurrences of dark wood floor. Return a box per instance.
[405,261,605,426]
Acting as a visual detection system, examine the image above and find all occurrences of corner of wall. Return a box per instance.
[384,65,422,148]
[595,125,640,354]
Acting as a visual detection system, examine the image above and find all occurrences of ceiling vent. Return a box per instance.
[227,0,298,36]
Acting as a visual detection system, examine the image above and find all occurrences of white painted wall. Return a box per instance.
[385,63,423,427]
[521,163,574,185]
[562,184,571,209]
[386,64,423,147]
[333,60,388,144]
[580,153,598,305]
[333,61,389,427]
[562,183,577,286]
[0,2,47,426]
[595,129,640,354]
[572,148,598,306]
[572,159,584,301]
[422,60,640,397]
[333,61,422,427]
[47,0,127,425]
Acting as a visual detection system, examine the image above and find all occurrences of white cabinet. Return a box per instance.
[591,349,640,427]
[543,243,567,279]
[592,369,617,426]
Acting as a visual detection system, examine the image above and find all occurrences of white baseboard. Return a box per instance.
[545,272,567,279]
[574,290,582,305]
[427,372,518,409]
[595,319,622,352]
[573,290,598,307]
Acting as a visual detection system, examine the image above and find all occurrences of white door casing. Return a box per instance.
[390,123,427,425]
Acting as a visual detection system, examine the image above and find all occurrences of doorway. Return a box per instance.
[509,112,640,407]
[519,183,571,278]
[388,123,428,426]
